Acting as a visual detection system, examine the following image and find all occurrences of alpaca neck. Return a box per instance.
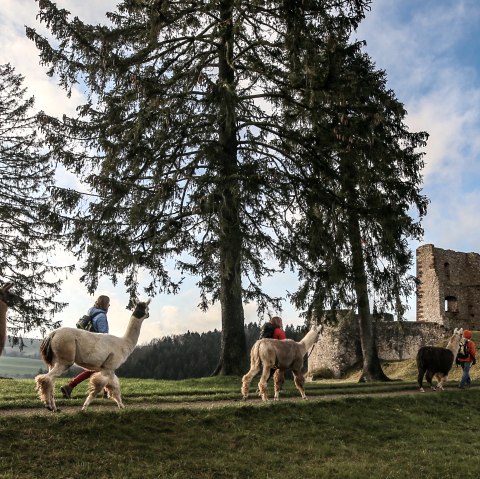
[0,300,7,354]
[122,315,144,349]
[447,335,461,355]
[300,329,318,352]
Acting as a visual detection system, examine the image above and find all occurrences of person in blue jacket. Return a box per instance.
[60,295,110,399]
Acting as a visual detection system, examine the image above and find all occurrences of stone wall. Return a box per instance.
[308,244,480,379]
[308,311,447,379]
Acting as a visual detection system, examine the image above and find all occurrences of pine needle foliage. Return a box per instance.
[26,0,369,374]
[0,63,70,337]
[272,28,429,379]
[279,38,428,321]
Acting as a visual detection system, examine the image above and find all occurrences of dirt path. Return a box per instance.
[0,387,434,417]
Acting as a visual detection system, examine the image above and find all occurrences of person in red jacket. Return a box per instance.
[270,316,286,340]
[257,316,287,389]
[458,330,476,389]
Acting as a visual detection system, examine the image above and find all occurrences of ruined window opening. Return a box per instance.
[445,296,458,313]
[468,304,475,318]
[444,262,450,280]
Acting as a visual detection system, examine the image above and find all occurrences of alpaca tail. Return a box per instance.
[39,332,55,367]
[250,340,263,371]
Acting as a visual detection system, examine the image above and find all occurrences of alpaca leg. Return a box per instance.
[417,367,426,392]
[258,366,271,401]
[273,370,285,401]
[106,374,125,409]
[241,366,260,401]
[35,374,55,411]
[425,370,435,390]
[35,363,71,412]
[82,372,108,411]
[292,370,307,399]
[436,374,447,390]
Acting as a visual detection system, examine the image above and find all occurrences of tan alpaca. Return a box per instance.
[0,282,14,355]
[242,325,319,401]
[35,299,150,412]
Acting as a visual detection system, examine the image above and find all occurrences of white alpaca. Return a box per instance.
[0,282,14,355]
[242,325,319,401]
[35,299,150,412]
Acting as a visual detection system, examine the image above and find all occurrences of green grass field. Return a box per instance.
[1,364,480,479]
[0,355,45,378]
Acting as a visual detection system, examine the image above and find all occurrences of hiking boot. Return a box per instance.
[61,384,73,399]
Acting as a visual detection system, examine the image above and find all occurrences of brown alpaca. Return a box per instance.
[242,325,319,401]
[35,299,150,412]
[416,327,463,392]
[0,282,14,355]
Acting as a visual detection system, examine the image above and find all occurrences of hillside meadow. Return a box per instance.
[1,359,480,479]
[0,356,44,378]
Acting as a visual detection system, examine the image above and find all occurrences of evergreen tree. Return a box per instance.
[27,0,368,374]
[279,36,428,381]
[0,63,69,338]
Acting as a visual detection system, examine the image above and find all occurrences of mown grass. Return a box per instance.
[0,354,476,410]
[1,357,479,478]
[1,384,480,479]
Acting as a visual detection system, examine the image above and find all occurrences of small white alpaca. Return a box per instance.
[242,325,319,401]
[35,299,150,412]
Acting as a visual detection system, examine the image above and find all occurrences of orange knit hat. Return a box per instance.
[464,330,472,339]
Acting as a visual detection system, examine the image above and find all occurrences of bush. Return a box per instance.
[309,368,335,380]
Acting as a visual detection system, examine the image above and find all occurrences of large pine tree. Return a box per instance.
[0,63,69,339]
[278,34,428,380]
[27,0,368,374]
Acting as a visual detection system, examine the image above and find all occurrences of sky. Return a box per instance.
[1,0,480,344]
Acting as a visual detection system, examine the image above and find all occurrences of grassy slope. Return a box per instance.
[1,334,477,478]
[1,368,480,479]
[0,356,45,378]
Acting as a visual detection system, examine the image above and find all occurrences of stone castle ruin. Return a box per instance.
[308,244,479,379]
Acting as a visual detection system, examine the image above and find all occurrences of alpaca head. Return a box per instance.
[453,327,464,338]
[132,299,151,320]
[0,283,15,307]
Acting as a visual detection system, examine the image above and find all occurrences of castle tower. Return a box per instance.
[416,244,480,330]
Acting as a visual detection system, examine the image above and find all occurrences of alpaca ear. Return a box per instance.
[146,298,151,305]
[128,299,138,310]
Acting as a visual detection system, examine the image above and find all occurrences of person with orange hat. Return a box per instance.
[457,330,476,389]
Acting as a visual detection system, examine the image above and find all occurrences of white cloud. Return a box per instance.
[408,81,480,181]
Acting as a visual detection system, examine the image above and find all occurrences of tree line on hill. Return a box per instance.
[116,323,307,380]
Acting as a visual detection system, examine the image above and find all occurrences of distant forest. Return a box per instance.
[117,323,308,380]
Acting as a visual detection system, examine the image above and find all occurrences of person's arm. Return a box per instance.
[469,341,477,363]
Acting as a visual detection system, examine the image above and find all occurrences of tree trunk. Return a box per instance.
[347,212,390,382]
[213,0,247,375]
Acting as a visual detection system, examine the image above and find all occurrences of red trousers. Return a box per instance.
[68,370,94,388]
